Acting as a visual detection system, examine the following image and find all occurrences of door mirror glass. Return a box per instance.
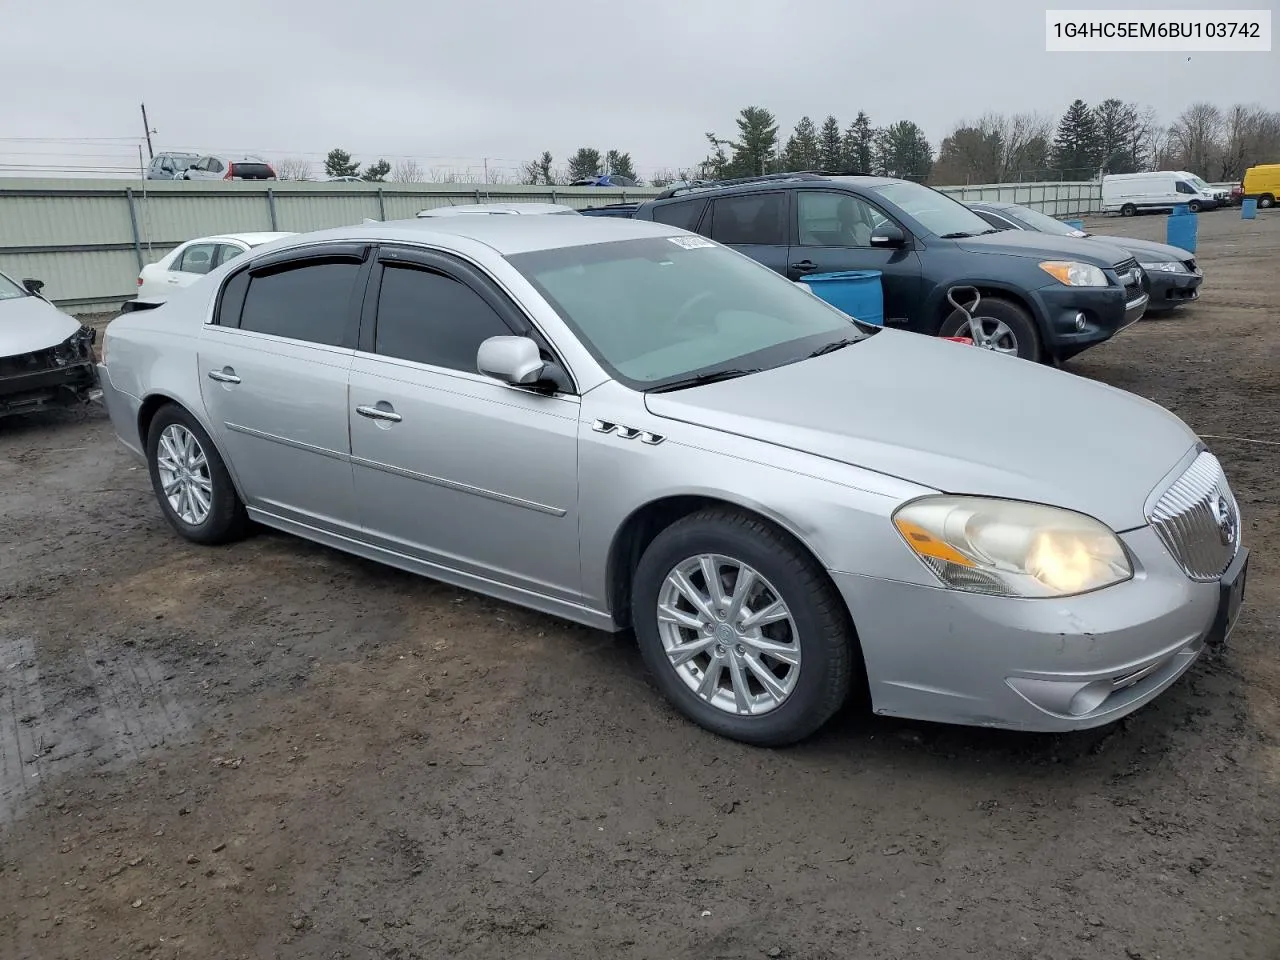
[477,335,546,385]
[22,277,45,296]
[869,222,907,248]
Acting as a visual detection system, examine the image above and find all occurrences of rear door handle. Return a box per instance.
[207,368,240,384]
[791,260,817,273]
[356,403,402,423]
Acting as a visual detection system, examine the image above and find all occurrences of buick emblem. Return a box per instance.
[1213,495,1238,546]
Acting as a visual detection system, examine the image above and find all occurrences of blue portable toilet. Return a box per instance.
[1167,204,1197,253]
[1064,219,1085,231]
[799,270,884,326]
[1242,198,1258,220]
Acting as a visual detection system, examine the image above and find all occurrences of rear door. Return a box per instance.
[787,188,924,328]
[197,242,370,532]
[693,191,790,275]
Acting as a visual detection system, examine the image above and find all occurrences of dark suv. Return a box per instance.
[632,173,1148,363]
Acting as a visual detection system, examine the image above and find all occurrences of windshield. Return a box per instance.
[1003,204,1082,236]
[507,236,873,389]
[868,180,995,237]
[0,272,27,300]
[1189,175,1211,191]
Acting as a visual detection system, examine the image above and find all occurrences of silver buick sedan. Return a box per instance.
[95,216,1248,746]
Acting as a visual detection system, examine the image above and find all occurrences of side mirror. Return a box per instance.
[22,277,45,297]
[477,335,547,386]
[869,223,907,249]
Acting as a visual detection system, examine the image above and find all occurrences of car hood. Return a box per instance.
[955,230,1134,267]
[643,330,1198,531]
[0,296,82,357]
[1087,235,1193,263]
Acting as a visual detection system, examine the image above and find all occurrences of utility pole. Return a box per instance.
[483,158,489,184]
[140,103,154,160]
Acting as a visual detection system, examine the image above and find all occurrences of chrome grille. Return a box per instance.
[1147,451,1240,581]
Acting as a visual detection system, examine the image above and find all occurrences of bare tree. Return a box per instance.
[275,157,314,181]
[427,167,462,184]
[1167,102,1225,176]
[391,159,423,183]
[1218,104,1280,180]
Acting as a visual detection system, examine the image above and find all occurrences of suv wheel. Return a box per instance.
[940,298,1041,362]
[631,509,856,746]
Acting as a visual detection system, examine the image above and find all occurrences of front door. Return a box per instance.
[197,244,369,531]
[787,189,924,328]
[347,247,582,603]
[694,191,792,276]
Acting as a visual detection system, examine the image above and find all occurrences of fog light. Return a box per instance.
[1067,680,1112,716]
[1073,312,1087,331]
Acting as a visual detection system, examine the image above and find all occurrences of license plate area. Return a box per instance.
[1207,547,1249,649]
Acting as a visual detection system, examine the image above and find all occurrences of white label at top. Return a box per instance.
[1045,9,1271,51]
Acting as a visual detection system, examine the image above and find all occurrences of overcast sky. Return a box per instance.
[3,0,1275,179]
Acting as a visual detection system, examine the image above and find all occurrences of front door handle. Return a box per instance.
[207,368,240,384]
[356,403,402,423]
[791,260,817,273]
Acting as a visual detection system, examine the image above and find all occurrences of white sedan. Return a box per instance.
[135,232,295,302]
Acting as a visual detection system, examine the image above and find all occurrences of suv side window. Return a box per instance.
[373,263,514,372]
[238,258,362,347]
[650,198,706,231]
[796,191,889,247]
[703,192,786,245]
[176,243,218,274]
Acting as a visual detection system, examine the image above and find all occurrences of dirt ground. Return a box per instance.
[2,210,1278,960]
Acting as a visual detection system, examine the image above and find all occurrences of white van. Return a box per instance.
[1102,171,1223,216]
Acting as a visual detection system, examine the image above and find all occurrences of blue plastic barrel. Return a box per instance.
[1064,219,1085,231]
[1167,208,1197,253]
[1242,198,1258,220]
[799,270,884,325]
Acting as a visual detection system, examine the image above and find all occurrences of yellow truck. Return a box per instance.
[1241,164,1280,209]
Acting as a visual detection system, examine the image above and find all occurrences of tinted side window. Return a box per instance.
[239,260,361,346]
[707,193,786,245]
[374,264,513,372]
[796,191,888,247]
[650,199,706,231]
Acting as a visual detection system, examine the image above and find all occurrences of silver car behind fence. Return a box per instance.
[94,215,1248,746]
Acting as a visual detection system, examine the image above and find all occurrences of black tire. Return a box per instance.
[939,296,1042,362]
[146,404,248,545]
[1259,194,1275,209]
[1187,199,1202,213]
[631,508,858,747]
[1120,203,1137,217]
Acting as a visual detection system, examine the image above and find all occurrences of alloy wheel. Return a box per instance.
[964,317,1020,355]
[156,423,213,525]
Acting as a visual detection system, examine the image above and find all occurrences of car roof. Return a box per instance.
[196,231,297,245]
[255,215,683,257]
[653,173,903,203]
[416,202,579,217]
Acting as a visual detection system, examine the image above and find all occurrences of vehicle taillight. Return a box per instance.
[224,163,234,180]
[137,276,143,287]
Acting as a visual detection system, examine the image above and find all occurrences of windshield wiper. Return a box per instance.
[807,337,860,358]
[977,228,1003,235]
[647,368,761,393]
[938,231,975,239]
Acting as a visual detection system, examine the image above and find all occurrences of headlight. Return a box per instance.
[892,496,1132,598]
[1038,261,1108,287]
[1140,261,1185,273]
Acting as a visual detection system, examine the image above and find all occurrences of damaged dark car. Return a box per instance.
[0,270,100,419]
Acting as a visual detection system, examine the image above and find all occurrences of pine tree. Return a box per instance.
[604,150,637,181]
[1093,99,1142,174]
[323,148,360,179]
[567,148,602,181]
[727,106,780,177]
[841,112,874,173]
[361,159,391,182]
[781,116,820,171]
[1051,99,1103,178]
[818,115,843,171]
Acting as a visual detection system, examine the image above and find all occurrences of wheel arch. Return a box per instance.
[929,280,1045,340]
[137,392,248,501]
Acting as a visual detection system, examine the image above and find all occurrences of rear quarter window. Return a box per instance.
[650,199,707,231]
[231,163,273,179]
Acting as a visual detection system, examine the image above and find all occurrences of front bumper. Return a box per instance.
[0,328,99,417]
[834,525,1229,732]
[1036,282,1148,361]
[1144,268,1203,311]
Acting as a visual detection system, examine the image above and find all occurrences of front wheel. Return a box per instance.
[146,404,248,545]
[1188,200,1202,213]
[939,297,1042,362]
[631,509,857,746]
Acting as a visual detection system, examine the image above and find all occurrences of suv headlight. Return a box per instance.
[1039,260,1108,287]
[1141,261,1185,273]
[892,496,1132,598]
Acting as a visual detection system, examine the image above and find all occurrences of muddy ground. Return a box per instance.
[2,210,1278,960]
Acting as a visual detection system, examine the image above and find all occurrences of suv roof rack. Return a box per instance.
[656,170,830,200]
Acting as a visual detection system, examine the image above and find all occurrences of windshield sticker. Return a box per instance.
[667,235,715,250]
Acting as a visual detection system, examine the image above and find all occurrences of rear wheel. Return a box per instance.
[146,404,248,545]
[1259,194,1276,209]
[1120,203,1137,217]
[631,509,857,746]
[939,297,1042,362]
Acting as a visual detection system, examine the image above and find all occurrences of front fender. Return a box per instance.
[920,275,1050,337]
